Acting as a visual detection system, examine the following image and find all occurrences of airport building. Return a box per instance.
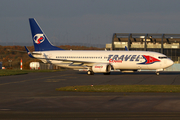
[106,33,180,63]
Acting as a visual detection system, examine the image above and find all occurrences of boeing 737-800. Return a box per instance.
[25,18,174,75]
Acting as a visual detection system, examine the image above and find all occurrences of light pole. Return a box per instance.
[8,60,12,68]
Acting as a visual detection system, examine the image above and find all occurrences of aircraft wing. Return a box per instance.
[37,57,96,64]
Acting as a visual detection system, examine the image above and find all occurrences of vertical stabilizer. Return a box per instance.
[29,18,63,51]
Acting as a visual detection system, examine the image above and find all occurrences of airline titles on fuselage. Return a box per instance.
[108,55,161,64]
[56,54,160,64]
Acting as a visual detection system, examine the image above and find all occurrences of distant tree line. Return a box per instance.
[0,45,104,69]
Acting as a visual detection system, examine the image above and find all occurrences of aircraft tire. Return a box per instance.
[87,71,94,75]
[156,72,159,75]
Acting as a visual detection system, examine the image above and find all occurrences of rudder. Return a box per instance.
[29,18,63,51]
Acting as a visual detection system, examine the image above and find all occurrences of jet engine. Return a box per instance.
[92,64,111,73]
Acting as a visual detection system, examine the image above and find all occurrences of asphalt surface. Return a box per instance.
[0,70,180,119]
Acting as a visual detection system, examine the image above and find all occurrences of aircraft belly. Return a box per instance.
[113,62,139,69]
[113,62,159,70]
[53,63,85,69]
[146,63,161,70]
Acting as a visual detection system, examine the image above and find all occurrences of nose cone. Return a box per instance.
[167,59,174,67]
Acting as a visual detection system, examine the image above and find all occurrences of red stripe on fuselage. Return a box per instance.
[143,55,160,64]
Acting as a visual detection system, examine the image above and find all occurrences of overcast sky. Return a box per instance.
[1,0,180,46]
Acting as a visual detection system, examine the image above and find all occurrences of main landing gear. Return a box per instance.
[87,70,94,75]
[87,71,111,75]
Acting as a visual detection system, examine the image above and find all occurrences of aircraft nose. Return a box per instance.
[168,59,174,67]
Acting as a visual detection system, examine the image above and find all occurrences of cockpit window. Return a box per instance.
[158,56,168,59]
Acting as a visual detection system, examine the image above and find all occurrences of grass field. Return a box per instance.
[0,69,63,76]
[56,85,180,93]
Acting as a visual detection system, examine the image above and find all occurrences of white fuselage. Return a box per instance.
[33,50,173,71]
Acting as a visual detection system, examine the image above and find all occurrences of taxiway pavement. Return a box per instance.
[0,70,180,119]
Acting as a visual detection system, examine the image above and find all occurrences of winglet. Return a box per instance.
[125,46,128,51]
[24,46,34,58]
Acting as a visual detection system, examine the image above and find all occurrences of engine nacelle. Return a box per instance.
[92,64,111,73]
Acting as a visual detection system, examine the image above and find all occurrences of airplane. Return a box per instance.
[25,18,174,75]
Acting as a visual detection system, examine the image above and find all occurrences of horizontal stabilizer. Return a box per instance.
[24,46,34,58]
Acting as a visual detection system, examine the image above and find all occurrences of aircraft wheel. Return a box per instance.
[156,72,159,75]
[87,71,94,75]
[87,71,91,75]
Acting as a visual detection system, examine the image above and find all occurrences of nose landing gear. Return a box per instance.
[156,72,159,75]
